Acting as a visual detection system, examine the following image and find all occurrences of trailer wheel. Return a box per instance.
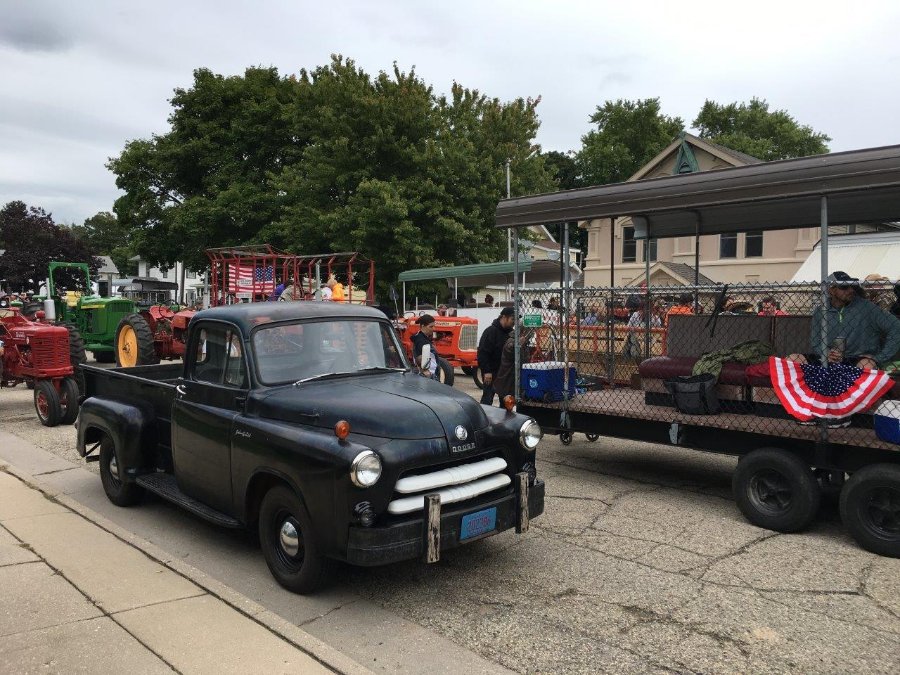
[59,377,81,425]
[259,485,327,594]
[99,437,143,506]
[732,448,821,533]
[473,367,484,390]
[839,464,900,558]
[585,433,599,442]
[560,431,573,445]
[33,380,62,427]
[435,357,455,386]
[116,313,158,367]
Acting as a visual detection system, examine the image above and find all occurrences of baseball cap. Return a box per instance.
[826,271,860,286]
[499,307,515,317]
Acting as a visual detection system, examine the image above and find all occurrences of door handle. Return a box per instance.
[176,384,187,396]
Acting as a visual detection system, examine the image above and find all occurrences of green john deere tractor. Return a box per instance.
[28,262,137,363]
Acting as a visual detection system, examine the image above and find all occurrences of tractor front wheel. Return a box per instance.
[115,314,158,367]
[59,377,81,425]
[34,380,62,427]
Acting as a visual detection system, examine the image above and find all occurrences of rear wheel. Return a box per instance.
[115,313,158,367]
[733,448,821,533]
[61,322,87,395]
[99,437,143,506]
[435,357,454,386]
[840,464,900,557]
[33,380,62,427]
[259,485,327,594]
[59,377,80,425]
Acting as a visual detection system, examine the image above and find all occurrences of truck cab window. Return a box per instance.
[192,324,246,388]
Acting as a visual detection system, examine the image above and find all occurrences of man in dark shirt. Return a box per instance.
[477,307,514,405]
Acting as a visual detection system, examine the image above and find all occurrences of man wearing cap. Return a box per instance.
[477,307,515,405]
[789,271,900,370]
[411,314,439,379]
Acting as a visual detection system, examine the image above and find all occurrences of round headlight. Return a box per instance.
[519,419,542,450]
[350,450,382,487]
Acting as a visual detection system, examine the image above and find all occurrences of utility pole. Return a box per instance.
[506,159,512,262]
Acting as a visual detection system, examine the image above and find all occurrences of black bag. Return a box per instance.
[663,373,721,415]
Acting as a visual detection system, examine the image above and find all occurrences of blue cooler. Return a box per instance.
[522,361,577,402]
[874,400,900,445]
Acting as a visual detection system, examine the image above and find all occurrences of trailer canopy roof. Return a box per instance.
[495,144,900,238]
[398,259,579,286]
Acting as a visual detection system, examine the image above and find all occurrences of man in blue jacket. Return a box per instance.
[790,271,900,369]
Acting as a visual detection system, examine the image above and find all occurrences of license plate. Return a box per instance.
[460,507,497,541]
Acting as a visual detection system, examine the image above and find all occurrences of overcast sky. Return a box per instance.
[2,0,899,225]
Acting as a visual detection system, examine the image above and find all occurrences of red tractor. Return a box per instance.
[0,307,86,426]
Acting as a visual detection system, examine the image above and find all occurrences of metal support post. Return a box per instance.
[423,493,441,563]
[513,227,521,401]
[562,222,570,399]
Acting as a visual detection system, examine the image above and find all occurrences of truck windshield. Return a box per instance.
[252,319,408,386]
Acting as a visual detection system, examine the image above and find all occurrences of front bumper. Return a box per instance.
[346,477,545,566]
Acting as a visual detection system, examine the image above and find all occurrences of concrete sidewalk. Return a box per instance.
[0,462,372,675]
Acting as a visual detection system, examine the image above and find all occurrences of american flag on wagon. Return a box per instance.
[227,264,275,294]
[769,356,895,422]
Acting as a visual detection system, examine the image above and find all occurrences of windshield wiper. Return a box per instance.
[356,366,408,373]
[292,372,353,385]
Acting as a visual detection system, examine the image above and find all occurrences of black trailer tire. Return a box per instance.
[59,377,80,425]
[839,464,900,558]
[33,380,62,427]
[473,367,484,390]
[259,485,327,594]
[436,357,455,386]
[585,433,599,442]
[560,431,573,445]
[115,313,158,367]
[99,437,143,507]
[732,448,821,533]
[93,351,116,363]
[61,322,87,395]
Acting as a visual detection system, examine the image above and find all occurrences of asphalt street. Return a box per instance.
[1,368,899,674]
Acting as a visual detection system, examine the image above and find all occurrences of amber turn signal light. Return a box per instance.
[503,395,516,412]
[334,420,351,440]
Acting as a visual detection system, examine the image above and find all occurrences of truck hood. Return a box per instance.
[253,373,489,441]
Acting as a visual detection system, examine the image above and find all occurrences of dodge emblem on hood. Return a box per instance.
[454,425,468,441]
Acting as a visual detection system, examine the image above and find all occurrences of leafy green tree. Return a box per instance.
[0,201,100,293]
[542,150,581,190]
[693,98,830,160]
[70,211,136,276]
[576,98,684,186]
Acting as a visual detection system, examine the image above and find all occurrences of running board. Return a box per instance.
[135,473,242,529]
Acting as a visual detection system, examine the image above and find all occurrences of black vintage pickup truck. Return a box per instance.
[77,302,544,592]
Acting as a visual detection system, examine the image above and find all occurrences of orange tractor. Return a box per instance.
[0,307,86,426]
[394,313,482,387]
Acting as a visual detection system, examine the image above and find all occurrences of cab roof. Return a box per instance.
[190,302,387,337]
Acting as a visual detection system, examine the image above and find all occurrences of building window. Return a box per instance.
[719,234,737,259]
[160,267,168,279]
[642,238,657,263]
[745,232,763,257]
[186,270,196,280]
[622,226,636,263]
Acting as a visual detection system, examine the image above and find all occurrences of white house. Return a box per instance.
[128,256,205,304]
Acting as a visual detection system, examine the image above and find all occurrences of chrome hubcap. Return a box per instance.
[279,519,300,557]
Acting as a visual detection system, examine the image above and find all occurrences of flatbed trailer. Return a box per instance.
[496,144,900,557]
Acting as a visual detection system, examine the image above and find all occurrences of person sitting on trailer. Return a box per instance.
[788,271,900,370]
[665,292,694,326]
[758,296,788,316]
[319,283,333,301]
[327,275,345,302]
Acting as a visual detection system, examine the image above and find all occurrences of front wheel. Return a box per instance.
[840,464,900,557]
[732,448,821,533]
[259,486,327,594]
[33,380,61,427]
[59,377,80,425]
[99,437,143,506]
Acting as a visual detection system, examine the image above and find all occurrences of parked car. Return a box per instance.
[76,302,545,592]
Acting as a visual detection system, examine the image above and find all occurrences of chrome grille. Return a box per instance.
[388,456,510,515]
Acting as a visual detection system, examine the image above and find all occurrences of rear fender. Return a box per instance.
[77,397,158,481]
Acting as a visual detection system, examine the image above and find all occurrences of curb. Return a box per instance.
[0,460,373,675]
